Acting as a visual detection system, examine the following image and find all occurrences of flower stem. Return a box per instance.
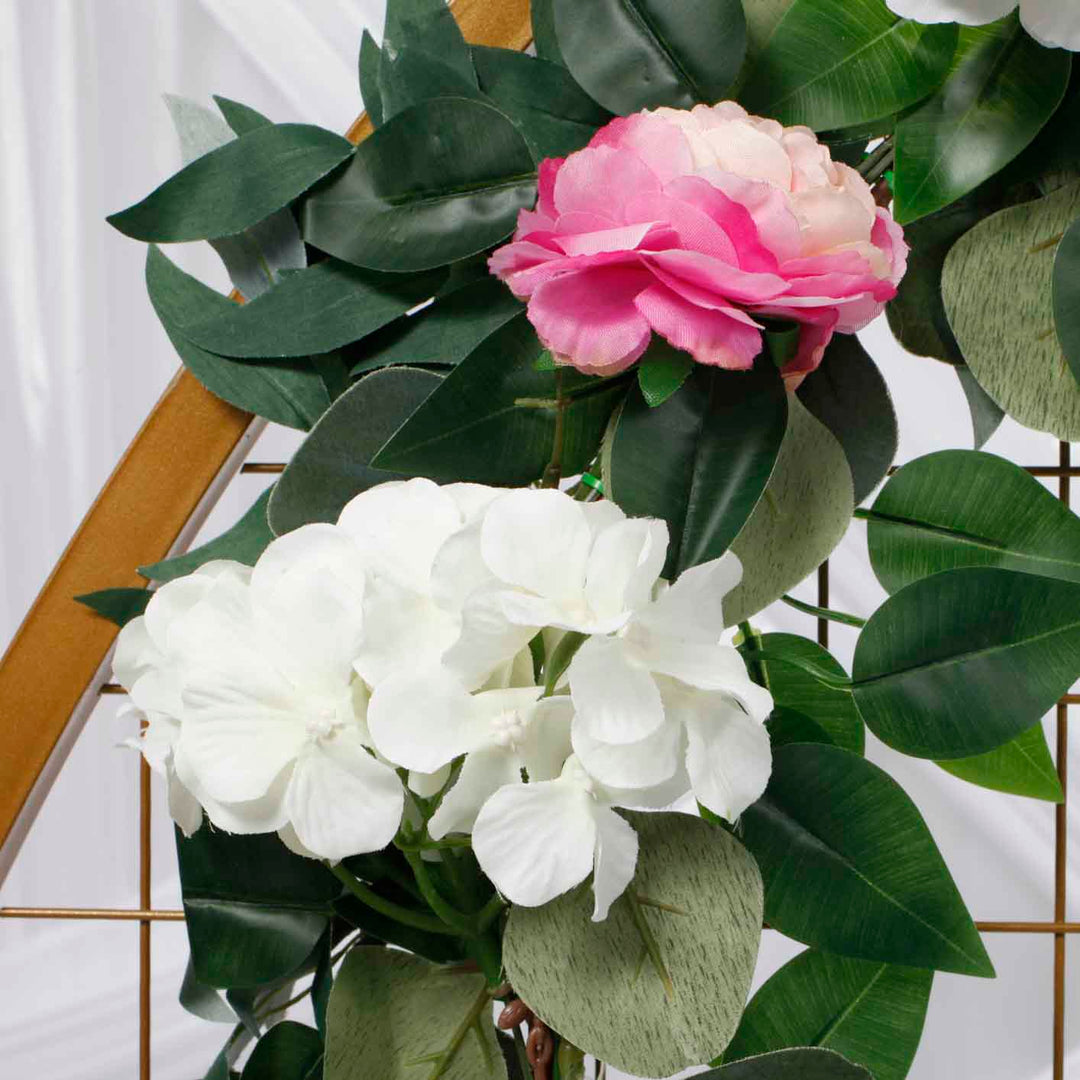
[328,862,463,937]
[738,621,767,689]
[476,891,507,931]
[781,593,867,629]
[541,370,566,489]
[403,849,479,936]
[625,894,674,1002]
[543,630,588,696]
[426,981,495,1080]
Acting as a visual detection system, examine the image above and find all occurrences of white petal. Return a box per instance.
[643,641,773,723]
[129,668,184,723]
[443,482,503,523]
[602,767,694,811]
[442,587,541,689]
[885,0,1015,24]
[591,808,639,921]
[113,617,156,689]
[167,765,205,838]
[278,822,321,860]
[250,523,365,603]
[428,745,522,840]
[409,764,452,798]
[568,635,665,745]
[473,777,598,908]
[578,499,627,537]
[584,519,668,621]
[637,551,742,644]
[174,753,292,835]
[430,520,493,613]
[1022,0,1080,51]
[572,714,684,790]
[520,697,574,782]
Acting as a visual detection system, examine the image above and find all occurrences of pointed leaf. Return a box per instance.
[531,0,566,66]
[938,723,1063,803]
[358,31,385,128]
[636,341,694,409]
[180,957,237,1024]
[955,365,1005,449]
[75,587,150,628]
[382,0,478,91]
[701,1049,871,1078]
[241,1021,323,1080]
[214,96,273,135]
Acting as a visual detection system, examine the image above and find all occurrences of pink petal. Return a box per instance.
[554,221,667,258]
[589,112,696,184]
[701,169,805,263]
[872,208,910,285]
[624,190,739,264]
[489,239,565,298]
[554,144,662,220]
[538,157,563,220]
[645,249,788,305]
[790,186,877,255]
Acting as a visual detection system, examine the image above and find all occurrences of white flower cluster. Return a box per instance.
[114,480,772,920]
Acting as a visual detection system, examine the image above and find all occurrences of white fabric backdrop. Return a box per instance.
[0,2,1076,1077]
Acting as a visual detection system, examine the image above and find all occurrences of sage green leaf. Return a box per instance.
[241,1022,323,1080]
[214,96,273,135]
[956,364,1005,449]
[164,93,235,163]
[302,98,536,274]
[723,948,932,1080]
[146,248,330,430]
[267,368,442,534]
[324,950,505,1080]
[938,723,1063,802]
[140,486,275,583]
[471,47,613,159]
[751,633,864,754]
[797,336,897,505]
[739,743,993,977]
[108,123,353,242]
[504,812,763,1077]
[700,1048,871,1079]
[740,1,956,132]
[358,31,385,127]
[608,363,788,579]
[852,568,1080,759]
[177,827,339,989]
[942,182,1080,440]
[181,958,237,1024]
[865,450,1080,594]
[1053,215,1080,387]
[75,587,149,628]
[349,277,523,376]
[552,0,747,114]
[723,398,854,626]
[636,341,694,408]
[894,19,1071,225]
[370,316,623,486]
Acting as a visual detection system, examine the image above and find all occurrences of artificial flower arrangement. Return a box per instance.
[84,0,1080,1077]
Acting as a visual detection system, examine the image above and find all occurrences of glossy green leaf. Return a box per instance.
[146,248,330,430]
[302,98,536,274]
[608,363,788,579]
[108,123,353,242]
[942,181,1080,440]
[797,336,897,505]
[333,895,466,965]
[865,450,1080,594]
[268,368,442,534]
[370,316,623,485]
[740,1,956,132]
[723,398,854,626]
[324,950,505,1080]
[177,827,340,989]
[74,587,150,628]
[214,96,273,135]
[552,0,747,114]
[1053,215,1080,387]
[471,47,612,159]
[938,723,1064,802]
[724,947,931,1080]
[852,568,1080,759]
[955,364,1005,449]
[358,31,385,127]
[241,1022,323,1080]
[739,743,993,977]
[743,0,796,64]
[140,486,274,583]
[504,812,763,1077]
[700,1049,871,1079]
[636,341,694,408]
[181,958,238,1024]
[894,18,1071,224]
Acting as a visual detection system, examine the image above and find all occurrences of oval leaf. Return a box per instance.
[504,812,763,1078]
[938,723,1064,803]
[302,98,536,273]
[241,1021,323,1080]
[739,743,993,977]
[852,567,1080,759]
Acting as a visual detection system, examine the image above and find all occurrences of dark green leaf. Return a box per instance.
[636,341,694,408]
[311,938,333,1039]
[607,363,788,578]
[75,587,150,628]
[140,486,275,583]
[268,367,442,534]
[700,1048,871,1079]
[740,1,956,132]
[382,0,477,93]
[852,568,1080,759]
[1053,215,1080,387]
[180,957,237,1024]
[214,96,273,135]
[378,48,485,122]
[241,1022,323,1080]
[742,0,796,67]
[358,31,384,127]
[553,0,747,113]
[938,723,1064,802]
[302,98,536,274]
[955,364,1005,449]
[765,707,835,749]
[146,247,330,430]
[723,948,932,1080]
[471,47,612,159]
[739,742,993,977]
[108,123,353,242]
[333,894,466,965]
[797,335,897,505]
[894,18,1071,224]
[531,0,567,66]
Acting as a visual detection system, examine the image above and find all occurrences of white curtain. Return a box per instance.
[0,2,1075,1077]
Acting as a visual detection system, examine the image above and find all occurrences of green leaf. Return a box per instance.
[1053,215,1080,387]
[938,723,1064,802]
[742,0,796,65]
[333,895,466,965]
[108,123,353,242]
[700,1048,871,1079]
[180,957,238,1024]
[531,0,566,66]
[894,18,1071,224]
[146,248,330,430]
[552,0,747,114]
[370,316,623,485]
[750,632,864,754]
[302,98,536,274]
[349,277,523,376]
[214,96,273,135]
[942,181,1080,440]
[504,812,763,1077]
[865,450,1080,594]
[723,948,932,1080]
[268,367,442,535]
[241,1022,323,1080]
[636,341,694,408]
[382,0,478,94]
[140,486,275,583]
[75,587,150,628]
[797,336,897,505]
[739,743,993,977]
[608,363,788,579]
[358,31,385,128]
[324,950,506,1080]
[740,1,956,132]
[766,707,835,748]
[177,827,340,989]
[955,364,1005,449]
[471,47,613,159]
[852,567,1080,759]
[723,398,855,626]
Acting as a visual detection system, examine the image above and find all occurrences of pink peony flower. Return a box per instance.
[489,102,908,382]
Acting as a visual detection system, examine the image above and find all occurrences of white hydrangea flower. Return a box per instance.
[886,0,1080,52]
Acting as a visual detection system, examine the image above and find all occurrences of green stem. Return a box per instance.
[857,137,893,181]
[476,891,507,931]
[403,850,478,936]
[738,621,767,689]
[329,862,463,937]
[541,370,566,489]
[781,593,867,629]
[427,982,494,1080]
[543,630,588,696]
[625,894,674,1002]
